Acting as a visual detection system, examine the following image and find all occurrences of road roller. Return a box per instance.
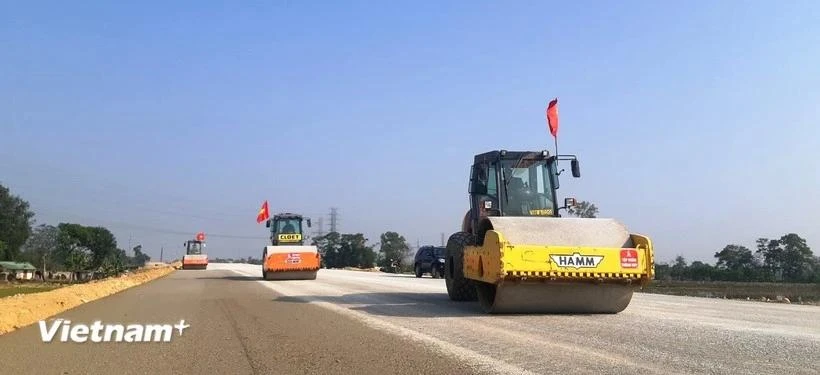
[262,212,320,280]
[444,149,655,314]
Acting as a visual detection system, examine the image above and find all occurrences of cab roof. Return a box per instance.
[273,212,304,220]
[473,150,551,164]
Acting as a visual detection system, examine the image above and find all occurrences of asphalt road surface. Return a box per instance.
[1,263,819,375]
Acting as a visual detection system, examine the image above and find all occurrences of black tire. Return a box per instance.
[414,263,423,278]
[431,265,440,279]
[444,232,478,301]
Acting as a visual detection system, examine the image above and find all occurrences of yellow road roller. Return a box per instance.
[444,150,654,314]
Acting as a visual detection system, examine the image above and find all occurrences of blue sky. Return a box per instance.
[2,1,819,263]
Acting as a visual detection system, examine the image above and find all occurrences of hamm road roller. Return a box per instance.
[444,149,654,313]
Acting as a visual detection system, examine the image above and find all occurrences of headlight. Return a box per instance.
[438,258,446,263]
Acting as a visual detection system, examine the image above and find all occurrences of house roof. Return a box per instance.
[0,261,37,271]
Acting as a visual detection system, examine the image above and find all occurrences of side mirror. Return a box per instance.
[265,220,270,228]
[571,160,580,178]
[564,197,577,208]
[307,219,312,228]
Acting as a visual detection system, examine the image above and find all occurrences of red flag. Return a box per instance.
[256,200,270,223]
[546,98,559,138]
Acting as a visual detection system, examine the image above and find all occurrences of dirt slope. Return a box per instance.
[0,266,175,335]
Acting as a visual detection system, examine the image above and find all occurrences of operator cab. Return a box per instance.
[466,150,581,237]
[185,240,204,255]
[266,213,312,245]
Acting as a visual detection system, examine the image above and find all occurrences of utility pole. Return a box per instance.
[329,207,338,233]
[160,246,164,262]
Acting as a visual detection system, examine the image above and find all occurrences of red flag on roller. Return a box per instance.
[546,98,559,138]
[256,200,270,224]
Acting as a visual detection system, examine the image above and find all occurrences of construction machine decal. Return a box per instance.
[549,252,604,269]
[277,233,302,242]
[529,209,553,216]
[620,249,639,268]
[285,253,302,264]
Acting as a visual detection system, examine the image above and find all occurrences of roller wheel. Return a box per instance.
[444,232,478,301]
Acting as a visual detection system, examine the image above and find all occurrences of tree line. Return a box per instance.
[657,233,820,283]
[0,183,151,280]
[565,200,820,283]
[311,231,412,272]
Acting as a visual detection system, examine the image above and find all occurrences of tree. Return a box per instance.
[313,232,342,268]
[99,248,128,277]
[778,233,814,282]
[131,245,150,266]
[19,224,60,273]
[654,262,671,280]
[755,237,783,281]
[670,255,687,280]
[715,245,755,270]
[54,223,120,275]
[378,231,410,271]
[686,261,714,281]
[338,233,375,268]
[567,200,598,218]
[756,234,815,282]
[714,244,759,281]
[0,183,36,260]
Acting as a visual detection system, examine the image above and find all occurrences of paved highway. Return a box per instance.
[1,263,818,374]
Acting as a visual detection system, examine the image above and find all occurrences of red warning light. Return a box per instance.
[196,232,205,241]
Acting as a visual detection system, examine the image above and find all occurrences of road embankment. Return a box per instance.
[0,266,176,335]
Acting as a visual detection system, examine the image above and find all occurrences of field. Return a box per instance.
[0,283,64,298]
[642,280,820,304]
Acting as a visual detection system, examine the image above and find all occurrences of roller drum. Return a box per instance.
[262,270,318,280]
[475,281,635,314]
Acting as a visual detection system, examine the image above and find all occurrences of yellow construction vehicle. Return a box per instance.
[445,150,654,313]
[262,213,320,280]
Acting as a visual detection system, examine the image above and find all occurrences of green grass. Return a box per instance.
[641,280,820,304]
[0,284,64,298]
